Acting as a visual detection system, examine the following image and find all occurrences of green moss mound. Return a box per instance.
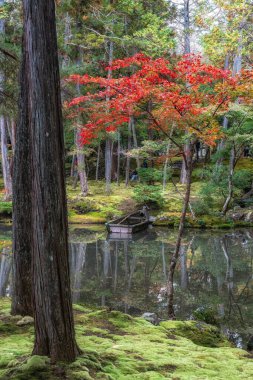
[0,299,253,379]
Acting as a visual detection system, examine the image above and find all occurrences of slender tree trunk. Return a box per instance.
[131,117,140,169]
[117,132,120,185]
[105,40,114,194]
[161,242,167,282]
[167,147,193,319]
[70,154,76,177]
[180,0,191,184]
[75,128,88,196]
[75,62,88,195]
[105,138,113,193]
[62,12,71,68]
[216,55,230,166]
[222,145,236,215]
[95,143,101,181]
[11,34,33,317]
[23,0,79,361]
[125,117,132,186]
[163,127,174,192]
[72,243,86,303]
[0,0,12,200]
[183,0,190,54]
[0,117,12,200]
[0,249,12,297]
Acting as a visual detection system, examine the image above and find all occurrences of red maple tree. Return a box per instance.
[67,53,237,149]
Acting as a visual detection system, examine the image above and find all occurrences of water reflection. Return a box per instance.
[1,225,253,347]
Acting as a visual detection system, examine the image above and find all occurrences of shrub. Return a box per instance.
[133,184,164,208]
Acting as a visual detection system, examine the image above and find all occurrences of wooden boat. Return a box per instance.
[105,209,150,234]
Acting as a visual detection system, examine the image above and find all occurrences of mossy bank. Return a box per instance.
[0,299,252,379]
[1,180,253,229]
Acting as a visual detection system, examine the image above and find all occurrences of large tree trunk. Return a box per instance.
[23,0,79,361]
[11,36,33,317]
[167,147,193,319]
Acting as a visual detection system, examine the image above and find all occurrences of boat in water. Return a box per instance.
[105,208,150,235]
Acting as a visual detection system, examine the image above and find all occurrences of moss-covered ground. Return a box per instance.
[0,299,253,379]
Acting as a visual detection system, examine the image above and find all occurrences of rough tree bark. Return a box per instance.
[23,0,79,361]
[11,34,33,317]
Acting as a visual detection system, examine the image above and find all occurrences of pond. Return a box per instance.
[1,223,253,348]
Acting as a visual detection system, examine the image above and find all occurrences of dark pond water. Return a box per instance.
[1,224,253,348]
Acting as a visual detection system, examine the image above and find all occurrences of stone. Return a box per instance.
[141,312,159,325]
[16,316,34,326]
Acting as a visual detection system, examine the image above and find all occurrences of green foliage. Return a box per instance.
[193,307,219,326]
[233,169,252,192]
[133,184,164,208]
[0,202,12,216]
[138,168,163,184]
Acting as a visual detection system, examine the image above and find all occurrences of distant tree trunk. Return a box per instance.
[70,154,76,177]
[167,147,193,319]
[105,40,114,194]
[72,243,86,303]
[75,128,88,196]
[75,57,88,195]
[125,117,132,186]
[221,43,242,213]
[0,0,12,200]
[6,118,16,150]
[222,145,236,215]
[23,0,79,361]
[117,132,120,185]
[183,0,190,55]
[0,117,12,200]
[96,143,101,181]
[11,34,33,317]
[0,249,12,297]
[180,0,191,184]
[105,137,113,193]
[131,117,140,169]
[62,12,71,68]
[163,127,174,192]
[216,55,230,165]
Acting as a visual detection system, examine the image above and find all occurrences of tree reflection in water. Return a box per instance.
[0,225,253,347]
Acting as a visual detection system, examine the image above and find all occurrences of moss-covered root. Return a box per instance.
[0,300,253,379]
